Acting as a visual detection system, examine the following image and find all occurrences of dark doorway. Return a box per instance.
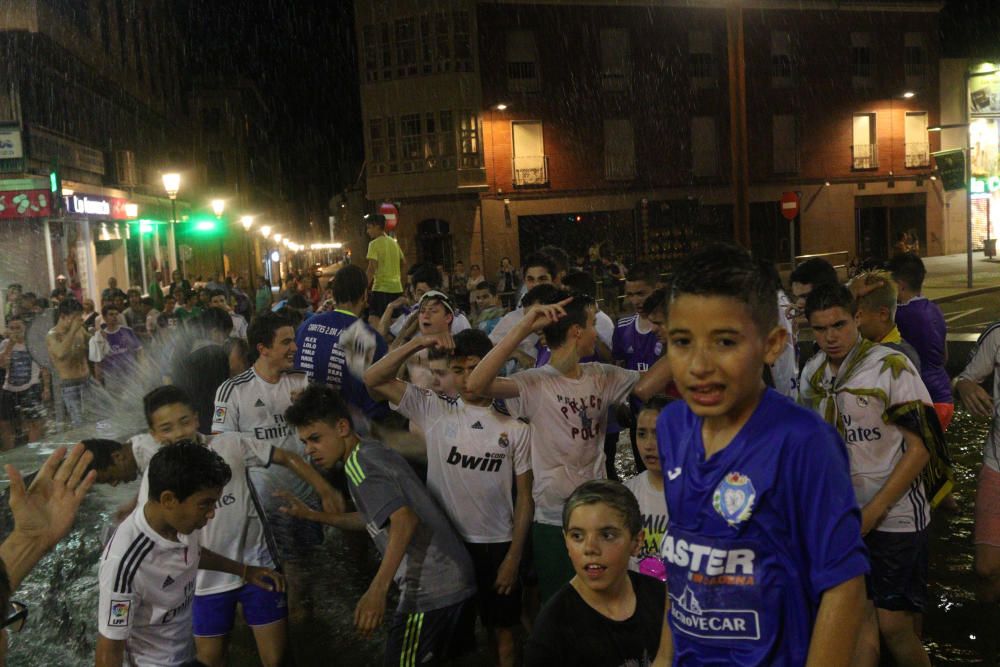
[750,201,800,263]
[518,210,635,266]
[855,194,927,261]
[417,219,453,267]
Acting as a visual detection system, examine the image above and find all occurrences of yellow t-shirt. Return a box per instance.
[366,234,405,293]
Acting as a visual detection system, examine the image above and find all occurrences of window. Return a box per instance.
[363,25,379,82]
[420,16,434,74]
[772,114,799,174]
[207,150,226,187]
[379,23,393,80]
[851,33,874,85]
[369,118,387,173]
[435,13,452,72]
[691,116,718,179]
[439,111,455,162]
[604,119,636,180]
[460,111,481,168]
[689,31,716,88]
[600,29,631,92]
[512,122,547,186]
[905,111,929,167]
[852,112,877,169]
[396,19,417,77]
[905,32,927,84]
[386,117,398,171]
[771,31,795,87]
[454,12,473,72]
[507,30,540,93]
[400,113,422,169]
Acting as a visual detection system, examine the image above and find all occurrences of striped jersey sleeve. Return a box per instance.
[98,530,153,640]
[212,368,255,432]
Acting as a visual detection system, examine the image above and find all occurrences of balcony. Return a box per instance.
[852,143,878,170]
[507,62,540,93]
[605,154,635,181]
[905,142,929,168]
[513,155,548,187]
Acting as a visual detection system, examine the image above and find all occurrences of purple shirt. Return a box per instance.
[101,327,142,377]
[613,315,663,412]
[895,297,953,404]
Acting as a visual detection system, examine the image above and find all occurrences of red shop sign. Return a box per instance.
[0,189,53,219]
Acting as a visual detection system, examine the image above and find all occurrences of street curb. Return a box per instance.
[933,285,1000,304]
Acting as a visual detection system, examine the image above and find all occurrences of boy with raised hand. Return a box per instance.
[109,386,341,667]
[800,283,951,667]
[281,385,476,665]
[466,288,672,602]
[365,328,532,667]
[488,252,559,370]
[96,442,285,667]
[656,243,868,666]
[848,270,922,371]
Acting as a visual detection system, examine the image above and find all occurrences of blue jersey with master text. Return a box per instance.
[294,310,389,419]
[657,389,868,666]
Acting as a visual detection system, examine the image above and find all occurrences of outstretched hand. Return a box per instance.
[7,443,97,552]
[523,297,573,330]
[419,332,455,351]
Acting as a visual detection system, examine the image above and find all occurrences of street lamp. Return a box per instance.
[240,215,254,231]
[260,225,271,239]
[274,233,283,244]
[211,199,225,218]
[162,173,181,277]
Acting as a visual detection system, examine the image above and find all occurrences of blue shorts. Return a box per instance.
[192,584,288,636]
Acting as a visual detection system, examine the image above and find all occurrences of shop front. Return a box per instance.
[0,178,64,313]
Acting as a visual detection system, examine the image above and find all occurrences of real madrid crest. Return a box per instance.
[712,472,756,527]
[498,432,510,448]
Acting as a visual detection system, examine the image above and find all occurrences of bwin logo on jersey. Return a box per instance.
[713,472,756,527]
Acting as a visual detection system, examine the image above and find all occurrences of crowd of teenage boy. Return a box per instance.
[3,208,1000,666]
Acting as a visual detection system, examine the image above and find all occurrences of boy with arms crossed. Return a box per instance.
[96,442,284,667]
[801,284,950,667]
[656,244,868,666]
[281,385,476,665]
[365,328,531,666]
[466,289,672,602]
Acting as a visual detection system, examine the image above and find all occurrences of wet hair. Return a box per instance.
[364,213,386,228]
[804,283,857,320]
[670,243,779,334]
[452,328,493,361]
[57,298,83,318]
[224,336,251,367]
[248,311,294,351]
[789,257,838,288]
[849,270,897,318]
[522,283,562,307]
[641,288,669,318]
[543,288,596,349]
[143,385,196,427]
[522,252,557,279]
[755,259,784,295]
[561,270,598,298]
[626,263,658,287]
[562,479,642,536]
[148,440,231,503]
[275,306,305,329]
[333,265,367,303]
[284,383,354,429]
[127,287,141,298]
[81,438,124,473]
[208,289,227,301]
[101,303,120,318]
[411,263,443,290]
[538,245,570,276]
[473,280,497,296]
[199,307,234,336]
[637,395,672,416]
[887,252,926,292]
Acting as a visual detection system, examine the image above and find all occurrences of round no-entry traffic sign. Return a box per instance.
[780,191,799,220]
[379,202,398,231]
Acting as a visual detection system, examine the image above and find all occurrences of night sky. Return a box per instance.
[174,0,1000,236]
[177,0,362,235]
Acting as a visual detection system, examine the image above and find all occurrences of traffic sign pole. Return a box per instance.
[780,191,800,269]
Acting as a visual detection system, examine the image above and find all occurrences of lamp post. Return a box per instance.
[162,173,181,277]
[240,215,255,291]
[211,199,226,276]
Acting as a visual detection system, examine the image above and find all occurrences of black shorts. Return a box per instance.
[0,386,45,421]
[368,290,402,318]
[461,541,522,629]
[864,529,929,613]
[384,598,470,666]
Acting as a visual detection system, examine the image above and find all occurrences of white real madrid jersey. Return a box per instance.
[396,385,531,543]
[98,506,201,667]
[212,367,314,511]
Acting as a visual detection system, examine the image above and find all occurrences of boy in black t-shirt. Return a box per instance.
[526,480,667,666]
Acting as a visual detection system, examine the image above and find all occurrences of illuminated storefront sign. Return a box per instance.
[971,176,1000,194]
[0,189,52,218]
[63,193,132,219]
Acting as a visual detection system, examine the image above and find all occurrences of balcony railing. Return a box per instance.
[905,142,930,168]
[852,143,878,170]
[513,155,548,187]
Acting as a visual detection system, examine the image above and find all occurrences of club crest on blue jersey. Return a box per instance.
[713,472,756,527]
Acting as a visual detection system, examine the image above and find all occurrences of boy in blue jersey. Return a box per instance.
[293,264,390,429]
[656,243,868,666]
